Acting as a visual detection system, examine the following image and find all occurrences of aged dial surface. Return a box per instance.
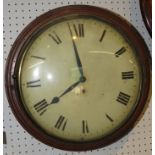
[19,16,141,142]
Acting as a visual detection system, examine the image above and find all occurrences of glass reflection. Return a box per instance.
[47,73,53,80]
[33,67,39,78]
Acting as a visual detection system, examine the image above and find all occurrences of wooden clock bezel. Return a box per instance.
[5,5,151,151]
[140,0,152,36]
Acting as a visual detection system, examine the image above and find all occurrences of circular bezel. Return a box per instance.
[5,5,151,151]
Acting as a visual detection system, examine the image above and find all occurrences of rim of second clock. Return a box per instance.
[5,5,151,151]
[140,0,152,36]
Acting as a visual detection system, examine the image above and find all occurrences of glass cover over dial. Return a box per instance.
[19,16,141,142]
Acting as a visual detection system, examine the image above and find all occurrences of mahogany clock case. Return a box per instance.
[5,5,151,151]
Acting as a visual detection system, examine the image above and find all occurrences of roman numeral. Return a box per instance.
[49,32,62,44]
[55,115,67,131]
[115,47,126,57]
[33,99,48,115]
[105,114,114,122]
[116,92,130,105]
[73,24,84,38]
[27,79,41,87]
[82,120,89,134]
[31,56,46,60]
[99,30,106,42]
[122,71,134,79]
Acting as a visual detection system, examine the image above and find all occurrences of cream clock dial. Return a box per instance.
[20,17,140,142]
[5,5,151,151]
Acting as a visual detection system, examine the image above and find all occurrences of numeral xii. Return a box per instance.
[72,24,84,37]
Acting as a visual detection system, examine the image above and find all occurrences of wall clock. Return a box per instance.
[5,5,151,151]
[140,0,152,36]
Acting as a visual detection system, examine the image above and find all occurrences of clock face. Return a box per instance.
[19,16,141,142]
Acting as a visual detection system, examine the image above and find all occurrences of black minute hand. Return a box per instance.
[67,23,86,82]
[51,80,81,104]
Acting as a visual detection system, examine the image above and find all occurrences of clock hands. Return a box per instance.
[51,80,81,104]
[50,23,88,104]
[67,23,86,83]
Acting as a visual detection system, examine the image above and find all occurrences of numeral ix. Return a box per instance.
[72,23,84,38]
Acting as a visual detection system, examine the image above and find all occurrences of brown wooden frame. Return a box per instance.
[140,0,152,36]
[5,5,151,151]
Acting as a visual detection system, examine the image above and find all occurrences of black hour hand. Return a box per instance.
[51,80,81,104]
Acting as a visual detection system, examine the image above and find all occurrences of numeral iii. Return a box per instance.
[116,92,130,105]
[122,71,134,79]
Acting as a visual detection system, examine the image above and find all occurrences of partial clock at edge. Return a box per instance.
[140,0,152,36]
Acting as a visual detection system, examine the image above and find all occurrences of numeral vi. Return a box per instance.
[82,120,89,134]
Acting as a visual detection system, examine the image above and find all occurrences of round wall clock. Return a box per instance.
[5,5,151,151]
[140,0,152,36]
